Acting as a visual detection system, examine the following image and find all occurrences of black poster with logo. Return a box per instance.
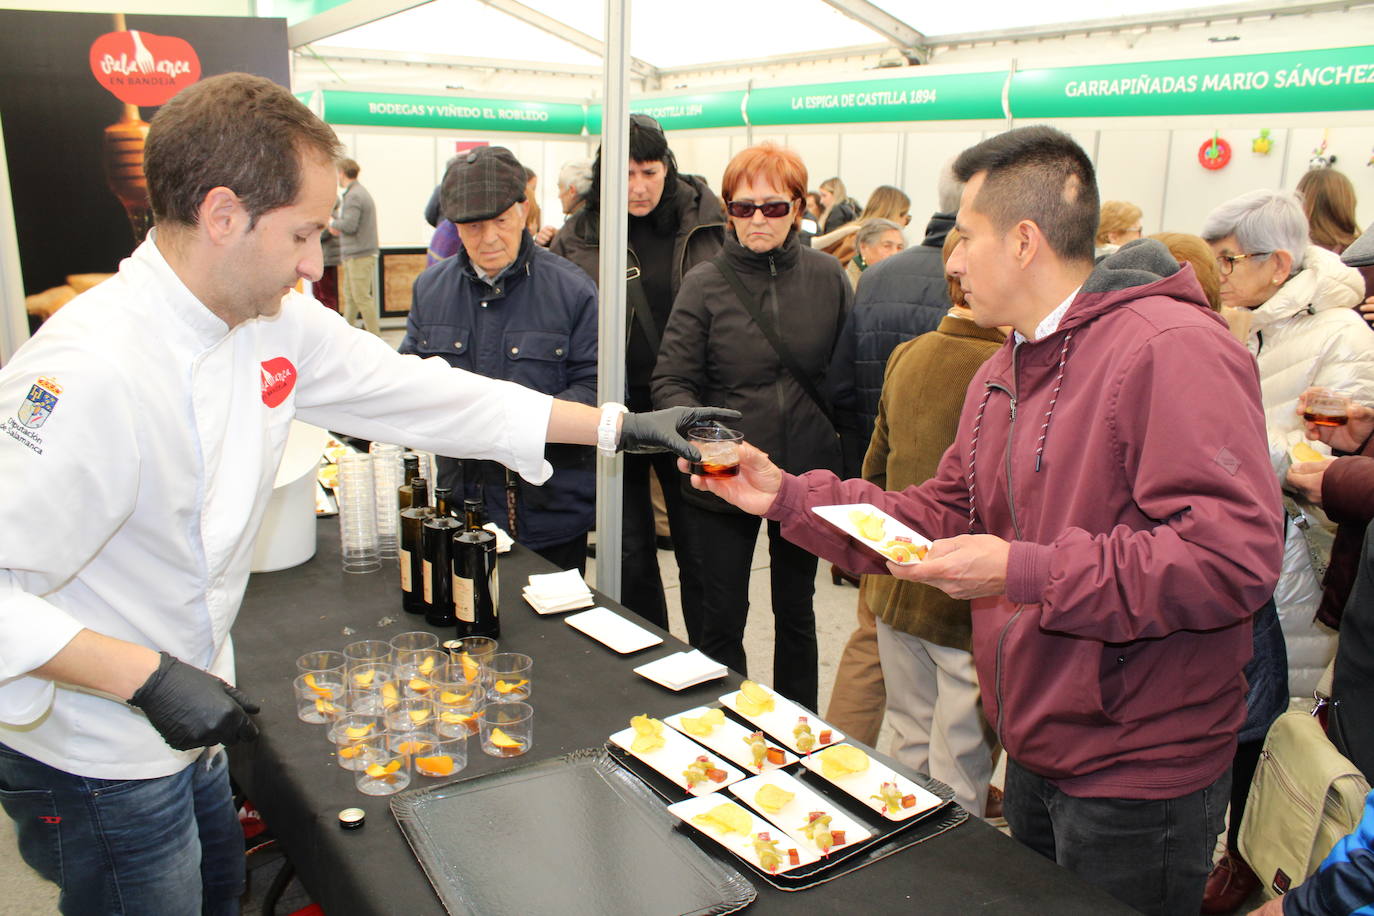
[0,10,288,321]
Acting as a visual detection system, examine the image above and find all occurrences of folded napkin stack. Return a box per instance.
[632,650,729,691]
[523,569,594,614]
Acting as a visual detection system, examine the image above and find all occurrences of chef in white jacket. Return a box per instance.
[0,72,732,915]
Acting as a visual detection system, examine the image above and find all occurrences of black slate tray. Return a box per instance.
[392,748,756,915]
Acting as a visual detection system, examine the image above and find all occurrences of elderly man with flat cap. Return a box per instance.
[401,146,601,570]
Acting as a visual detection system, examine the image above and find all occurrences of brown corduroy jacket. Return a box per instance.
[860,313,1004,649]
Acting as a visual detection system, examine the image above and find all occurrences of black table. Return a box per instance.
[230,520,1132,915]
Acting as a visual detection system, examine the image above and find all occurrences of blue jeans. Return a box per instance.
[1004,758,1229,916]
[0,742,243,915]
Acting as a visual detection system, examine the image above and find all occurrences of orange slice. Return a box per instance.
[314,697,339,715]
[338,744,363,759]
[395,739,429,756]
[439,690,466,705]
[344,724,374,739]
[489,727,523,749]
[353,670,376,688]
[440,711,475,725]
[381,682,399,706]
[365,760,401,779]
[408,677,432,693]
[461,654,481,682]
[303,673,334,697]
[408,709,431,725]
[415,755,455,776]
[418,655,437,675]
[494,678,528,695]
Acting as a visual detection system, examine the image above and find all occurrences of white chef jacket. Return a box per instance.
[0,237,554,779]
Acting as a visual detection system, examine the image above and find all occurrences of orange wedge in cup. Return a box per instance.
[344,724,374,739]
[314,697,339,715]
[365,760,401,779]
[494,679,528,695]
[415,755,455,777]
[303,673,334,697]
[461,654,481,682]
[395,739,429,756]
[353,670,376,688]
[418,656,437,675]
[408,678,432,693]
[338,744,363,759]
[408,709,431,725]
[489,727,523,749]
[439,690,466,705]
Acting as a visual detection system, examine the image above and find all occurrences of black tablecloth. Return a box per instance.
[230,519,1132,915]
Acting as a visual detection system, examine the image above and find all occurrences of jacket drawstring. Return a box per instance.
[1034,331,1074,472]
[967,387,994,534]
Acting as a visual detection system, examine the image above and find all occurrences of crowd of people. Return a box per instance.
[406,117,1374,916]
[4,69,1374,914]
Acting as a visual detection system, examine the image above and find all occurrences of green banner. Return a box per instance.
[1012,45,1374,117]
[588,91,747,133]
[321,90,586,134]
[747,72,1006,125]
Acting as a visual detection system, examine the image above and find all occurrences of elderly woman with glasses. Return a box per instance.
[653,142,853,710]
[1203,190,1374,677]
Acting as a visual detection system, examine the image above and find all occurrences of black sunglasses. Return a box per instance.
[726,200,794,219]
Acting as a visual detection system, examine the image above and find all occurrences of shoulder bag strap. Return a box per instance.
[711,256,834,426]
[624,265,660,354]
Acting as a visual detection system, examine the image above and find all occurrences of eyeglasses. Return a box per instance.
[725,200,794,219]
[1216,252,1272,276]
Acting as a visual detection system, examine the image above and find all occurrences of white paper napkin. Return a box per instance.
[565,607,663,654]
[527,569,593,601]
[633,650,729,691]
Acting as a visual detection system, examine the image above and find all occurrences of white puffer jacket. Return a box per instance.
[1248,245,1374,697]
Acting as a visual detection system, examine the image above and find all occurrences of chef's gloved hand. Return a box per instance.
[128,652,261,751]
[619,406,742,461]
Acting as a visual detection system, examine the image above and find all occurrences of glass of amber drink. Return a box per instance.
[1302,388,1352,427]
[687,426,743,478]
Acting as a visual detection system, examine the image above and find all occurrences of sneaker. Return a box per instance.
[1201,848,1260,914]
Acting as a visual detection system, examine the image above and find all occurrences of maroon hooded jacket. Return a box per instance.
[766,240,1284,799]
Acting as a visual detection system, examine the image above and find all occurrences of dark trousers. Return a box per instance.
[1004,758,1229,916]
[535,532,588,576]
[316,264,340,311]
[691,505,819,711]
[620,452,703,637]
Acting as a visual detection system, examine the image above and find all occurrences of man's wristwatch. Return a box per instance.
[597,402,628,456]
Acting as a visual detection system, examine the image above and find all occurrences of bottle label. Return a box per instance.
[399,548,412,592]
[489,564,499,617]
[453,575,475,622]
[422,559,433,604]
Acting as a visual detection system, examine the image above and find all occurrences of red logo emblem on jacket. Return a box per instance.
[260,358,296,408]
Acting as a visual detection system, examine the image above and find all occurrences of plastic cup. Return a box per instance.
[337,452,381,573]
[354,731,411,796]
[385,697,436,734]
[480,701,532,758]
[295,650,345,677]
[346,663,397,716]
[486,652,532,703]
[295,672,344,724]
[413,732,467,779]
[329,714,384,771]
[390,631,440,669]
[343,639,393,673]
[686,426,743,478]
[433,672,484,739]
[369,442,404,560]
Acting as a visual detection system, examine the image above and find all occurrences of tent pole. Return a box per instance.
[594,0,630,601]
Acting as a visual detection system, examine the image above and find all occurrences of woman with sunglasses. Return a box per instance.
[1198,189,1374,911]
[653,143,852,711]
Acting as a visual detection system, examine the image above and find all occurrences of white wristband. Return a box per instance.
[597,402,628,456]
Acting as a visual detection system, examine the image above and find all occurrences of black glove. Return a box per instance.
[619,406,742,461]
[128,652,261,751]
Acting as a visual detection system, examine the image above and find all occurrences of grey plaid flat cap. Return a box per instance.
[441,146,527,224]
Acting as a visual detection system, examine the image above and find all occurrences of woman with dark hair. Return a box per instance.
[654,142,852,709]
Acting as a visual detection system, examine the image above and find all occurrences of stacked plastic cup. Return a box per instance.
[337,452,381,574]
[369,441,404,560]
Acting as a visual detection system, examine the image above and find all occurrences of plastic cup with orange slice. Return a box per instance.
[485,653,532,703]
[480,701,532,758]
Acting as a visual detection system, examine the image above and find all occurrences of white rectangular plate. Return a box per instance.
[728,770,873,856]
[810,503,932,566]
[608,722,745,795]
[633,651,728,691]
[521,587,594,615]
[664,707,798,773]
[565,607,663,654]
[666,796,820,875]
[719,683,844,755]
[799,743,945,822]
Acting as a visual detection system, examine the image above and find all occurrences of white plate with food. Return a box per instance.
[608,716,745,796]
[810,503,931,566]
[719,681,844,755]
[666,796,819,875]
[799,743,944,822]
[728,770,872,857]
[663,706,798,773]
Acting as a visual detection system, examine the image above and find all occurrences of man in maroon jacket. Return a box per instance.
[686,126,1284,916]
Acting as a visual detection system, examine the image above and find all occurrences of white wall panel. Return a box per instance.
[670,135,733,195]
[1285,127,1374,232]
[782,133,841,196]
[1160,127,1289,238]
[838,131,901,210]
[353,132,434,247]
[1094,130,1170,236]
[901,130,985,230]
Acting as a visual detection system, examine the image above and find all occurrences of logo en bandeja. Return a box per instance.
[89,30,201,107]
[260,358,296,408]
[18,377,62,429]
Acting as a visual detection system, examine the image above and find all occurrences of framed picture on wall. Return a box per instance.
[379,247,429,318]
